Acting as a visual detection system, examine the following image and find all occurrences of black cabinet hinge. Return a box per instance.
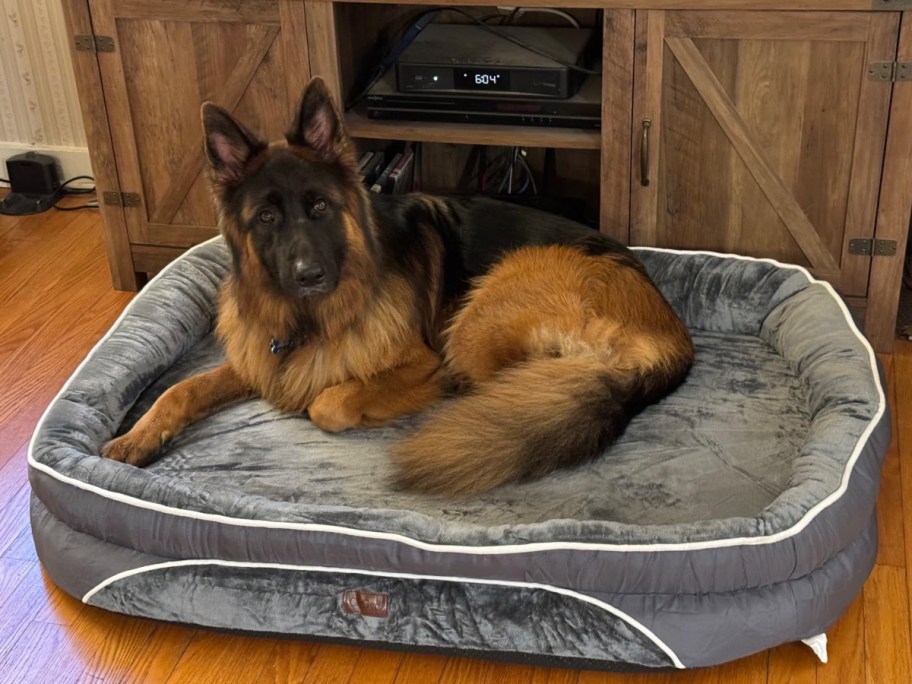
[871,0,912,9]
[74,35,115,53]
[103,192,141,208]
[867,62,911,82]
[848,239,898,257]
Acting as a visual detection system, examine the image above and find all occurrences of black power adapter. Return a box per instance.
[0,152,62,216]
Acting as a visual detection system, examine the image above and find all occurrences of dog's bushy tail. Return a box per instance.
[391,346,688,497]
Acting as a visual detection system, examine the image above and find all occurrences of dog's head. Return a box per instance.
[202,78,363,300]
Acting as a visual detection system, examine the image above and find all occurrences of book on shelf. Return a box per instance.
[388,149,415,195]
[359,151,387,186]
[370,152,402,194]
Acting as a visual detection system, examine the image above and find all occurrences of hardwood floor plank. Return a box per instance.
[392,652,449,684]
[577,668,660,683]
[33,565,86,626]
[72,607,194,684]
[70,609,155,683]
[0,413,40,468]
[579,651,767,684]
[818,593,864,684]
[3,524,39,562]
[876,355,905,567]
[0,484,34,556]
[0,619,91,684]
[0,562,72,657]
[0,211,31,243]
[529,668,580,684]
[895,340,912,672]
[0,557,34,608]
[703,651,768,684]
[0,213,99,320]
[164,632,277,684]
[346,647,403,684]
[298,643,361,684]
[438,657,495,684]
[767,643,816,684]
[433,657,537,684]
[0,442,28,503]
[0,208,81,265]
[863,564,912,684]
[0,282,133,440]
[94,622,196,684]
[266,640,321,683]
[0,219,110,378]
[484,661,535,684]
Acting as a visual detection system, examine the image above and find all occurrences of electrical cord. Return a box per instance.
[509,8,580,28]
[54,200,99,211]
[517,153,538,194]
[52,175,98,211]
[60,176,96,194]
[439,8,600,75]
[346,9,442,109]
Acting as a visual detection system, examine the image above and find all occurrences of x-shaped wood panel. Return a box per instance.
[150,24,280,225]
[665,37,841,278]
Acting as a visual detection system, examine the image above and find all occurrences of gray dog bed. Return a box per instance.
[28,238,889,670]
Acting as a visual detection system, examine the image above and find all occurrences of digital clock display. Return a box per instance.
[454,68,510,91]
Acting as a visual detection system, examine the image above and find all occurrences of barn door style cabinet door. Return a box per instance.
[630,10,899,299]
[83,0,313,273]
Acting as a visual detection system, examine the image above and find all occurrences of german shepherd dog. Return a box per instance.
[101,77,694,496]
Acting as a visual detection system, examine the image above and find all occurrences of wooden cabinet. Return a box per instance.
[629,11,897,297]
[77,0,312,273]
[63,0,912,352]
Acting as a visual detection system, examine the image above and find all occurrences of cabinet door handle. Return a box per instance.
[640,118,652,187]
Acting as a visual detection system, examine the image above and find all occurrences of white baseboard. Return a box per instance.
[0,142,95,191]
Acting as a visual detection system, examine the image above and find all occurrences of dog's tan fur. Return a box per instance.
[444,245,690,382]
[390,245,694,496]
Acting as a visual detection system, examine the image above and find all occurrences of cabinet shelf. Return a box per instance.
[345,111,601,150]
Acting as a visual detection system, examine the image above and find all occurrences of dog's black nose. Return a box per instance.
[294,262,325,287]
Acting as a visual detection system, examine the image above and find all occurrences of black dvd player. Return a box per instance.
[366,71,600,129]
[396,25,595,99]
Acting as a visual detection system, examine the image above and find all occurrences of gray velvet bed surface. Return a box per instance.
[30,239,883,547]
[132,330,808,529]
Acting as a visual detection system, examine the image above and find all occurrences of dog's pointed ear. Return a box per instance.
[201,103,266,184]
[287,77,351,161]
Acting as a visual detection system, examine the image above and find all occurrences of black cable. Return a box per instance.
[346,9,442,109]
[0,178,9,184]
[52,175,98,211]
[53,200,99,211]
[433,8,600,76]
[58,175,96,193]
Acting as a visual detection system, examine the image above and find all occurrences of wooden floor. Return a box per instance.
[1,204,910,684]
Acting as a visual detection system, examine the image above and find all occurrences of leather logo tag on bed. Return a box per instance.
[342,589,390,618]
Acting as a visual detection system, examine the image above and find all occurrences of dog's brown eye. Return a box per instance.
[258,209,276,224]
[313,199,327,213]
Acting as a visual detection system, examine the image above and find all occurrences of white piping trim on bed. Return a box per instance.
[80,558,686,669]
[27,243,887,555]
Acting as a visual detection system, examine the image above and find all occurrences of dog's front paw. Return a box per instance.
[100,429,167,467]
[308,388,361,433]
